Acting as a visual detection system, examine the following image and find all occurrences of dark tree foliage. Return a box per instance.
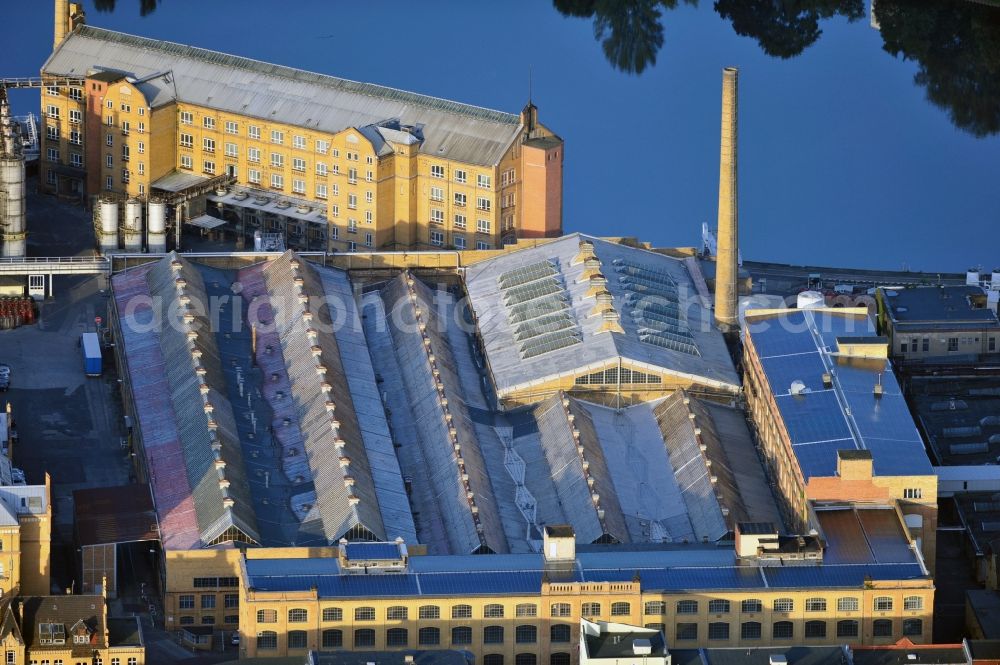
[713,0,863,59]
[553,0,695,74]
[875,0,1000,138]
[92,0,160,16]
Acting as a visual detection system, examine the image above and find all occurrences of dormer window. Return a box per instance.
[74,634,88,644]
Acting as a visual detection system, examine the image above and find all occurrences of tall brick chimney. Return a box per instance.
[714,67,739,330]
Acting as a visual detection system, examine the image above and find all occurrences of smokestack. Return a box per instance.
[54,0,69,48]
[714,67,739,330]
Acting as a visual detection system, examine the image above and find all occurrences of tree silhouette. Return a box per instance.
[93,0,160,16]
[875,0,1000,137]
[714,0,863,59]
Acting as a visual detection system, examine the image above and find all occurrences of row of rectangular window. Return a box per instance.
[178,113,371,159]
[674,618,923,641]
[255,624,574,651]
[429,164,493,189]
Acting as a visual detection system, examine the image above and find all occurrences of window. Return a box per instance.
[419,627,440,646]
[551,624,571,643]
[225,142,237,157]
[203,160,215,175]
[179,616,194,625]
[292,157,306,172]
[47,147,60,162]
[365,190,373,203]
[741,599,762,613]
[454,192,467,207]
[708,600,730,614]
[805,598,827,612]
[903,619,923,636]
[137,120,146,132]
[355,607,375,621]
[293,179,305,194]
[430,186,444,202]
[365,210,373,224]
[224,594,238,609]
[484,656,504,665]
[477,196,492,211]
[837,620,859,638]
[551,603,571,617]
[106,134,114,147]
[452,213,468,229]
[271,130,284,144]
[120,102,131,113]
[431,208,445,224]
[484,604,505,618]
[70,109,82,124]
[948,337,959,351]
[516,655,536,665]
[332,183,340,196]
[222,120,238,135]
[387,628,408,647]
[772,621,793,639]
[611,602,631,616]
[202,116,215,130]
[46,125,59,140]
[46,169,56,184]
[46,85,61,96]
[904,596,923,611]
[180,111,192,125]
[332,148,340,158]
[581,602,601,617]
[203,137,215,153]
[248,168,261,184]
[69,130,82,146]
[178,595,194,609]
[248,125,260,140]
[288,608,307,623]
[431,164,444,178]
[454,169,467,183]
[45,105,60,120]
[348,193,358,209]
[348,167,357,183]
[121,120,130,134]
[452,626,472,645]
[676,600,698,614]
[316,162,328,176]
[477,218,491,234]
[903,488,922,499]
[271,174,283,189]
[476,240,491,250]
[990,337,997,352]
[354,629,375,648]
[69,87,83,101]
[386,606,407,621]
[322,629,343,648]
[316,140,330,154]
[452,604,472,619]
[805,621,827,638]
[316,184,328,199]
[283,629,306,649]
[179,133,193,148]
[331,204,339,217]
[837,597,859,612]
[137,141,144,153]
[106,175,113,190]
[138,184,145,195]
[70,153,83,168]
[773,598,794,612]
[270,152,284,168]
[483,625,504,644]
[873,620,893,637]
[430,231,444,248]
[741,621,761,640]
[644,601,666,615]
[676,623,698,641]
[256,631,277,650]
[874,597,893,612]
[551,654,571,665]
[515,603,537,618]
[293,135,306,149]
[515,625,537,644]
[454,235,466,249]
[107,115,114,126]
[200,595,216,609]
[478,174,492,189]
[708,622,729,640]
[319,607,342,622]
[244,147,260,163]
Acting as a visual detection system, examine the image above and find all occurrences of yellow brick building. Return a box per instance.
[0,471,52,599]
[41,1,563,252]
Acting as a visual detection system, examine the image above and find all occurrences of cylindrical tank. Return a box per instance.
[0,156,26,258]
[99,196,119,254]
[967,269,981,286]
[147,198,167,253]
[123,198,143,252]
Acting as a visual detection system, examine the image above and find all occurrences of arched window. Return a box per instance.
[452,626,472,645]
[837,620,859,638]
[611,602,631,616]
[837,597,859,612]
[484,625,504,644]
[322,607,342,622]
[387,628,408,647]
[322,629,342,648]
[904,596,923,611]
[676,600,698,614]
[516,603,538,617]
[644,601,666,615]
[419,605,440,620]
[551,624,571,643]
[708,600,730,614]
[903,619,923,637]
[387,606,408,621]
[741,599,762,613]
[551,603,571,617]
[516,625,537,644]
[288,631,307,649]
[484,656,504,665]
[256,610,276,623]
[805,621,827,638]
[581,602,601,617]
[517,655,537,665]
[874,597,893,612]
[452,605,472,619]
[741,622,761,640]
[288,608,307,623]
[419,627,440,646]
[873,620,893,637]
[551,653,571,665]
[773,598,794,613]
[354,629,375,648]
[708,622,729,640]
[773,621,793,639]
[257,631,277,650]
[355,607,375,621]
[484,604,505,618]
[805,598,826,612]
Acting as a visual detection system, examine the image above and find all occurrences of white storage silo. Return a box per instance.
[99,197,119,254]
[123,198,143,252]
[0,156,26,257]
[147,198,167,253]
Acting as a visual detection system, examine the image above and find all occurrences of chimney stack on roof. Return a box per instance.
[714,67,739,330]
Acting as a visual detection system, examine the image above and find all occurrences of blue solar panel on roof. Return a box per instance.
[316,573,421,598]
[246,558,339,578]
[417,570,544,596]
[756,351,827,394]
[345,542,401,560]
[791,439,855,479]
[639,566,764,591]
[775,391,853,445]
[863,438,933,475]
[763,563,925,589]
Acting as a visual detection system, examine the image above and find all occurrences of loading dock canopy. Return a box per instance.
[74,484,159,546]
[187,214,227,230]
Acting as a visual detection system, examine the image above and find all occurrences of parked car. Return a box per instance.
[231,633,240,646]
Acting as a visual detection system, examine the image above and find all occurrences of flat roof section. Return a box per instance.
[73,484,159,547]
[909,376,1000,467]
[815,507,917,565]
[881,285,1000,329]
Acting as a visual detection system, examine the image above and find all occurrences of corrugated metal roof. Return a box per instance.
[464,234,739,399]
[44,26,523,166]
